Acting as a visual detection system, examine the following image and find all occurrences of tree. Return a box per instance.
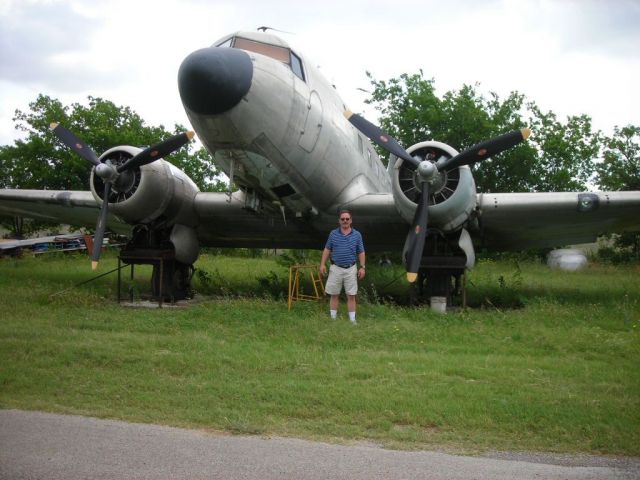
[365,71,599,193]
[595,125,640,260]
[595,125,640,191]
[0,94,226,192]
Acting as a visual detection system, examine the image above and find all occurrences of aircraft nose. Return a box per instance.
[178,47,253,115]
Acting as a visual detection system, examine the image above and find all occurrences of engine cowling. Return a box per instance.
[389,140,477,233]
[90,146,200,227]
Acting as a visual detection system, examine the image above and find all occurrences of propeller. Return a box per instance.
[117,131,195,172]
[344,111,418,166]
[50,123,101,166]
[49,123,195,269]
[436,129,531,171]
[404,180,429,283]
[344,111,530,282]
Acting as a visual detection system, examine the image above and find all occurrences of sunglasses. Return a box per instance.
[340,217,351,221]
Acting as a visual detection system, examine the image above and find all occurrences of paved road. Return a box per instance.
[1,410,638,479]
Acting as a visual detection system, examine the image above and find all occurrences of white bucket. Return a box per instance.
[430,296,447,314]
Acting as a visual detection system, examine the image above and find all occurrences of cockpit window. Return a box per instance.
[290,51,304,81]
[216,37,233,48]
[217,36,306,81]
[233,37,290,63]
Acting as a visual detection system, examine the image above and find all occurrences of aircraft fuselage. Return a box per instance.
[178,31,407,250]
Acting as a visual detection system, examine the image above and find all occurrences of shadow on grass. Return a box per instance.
[5,253,637,313]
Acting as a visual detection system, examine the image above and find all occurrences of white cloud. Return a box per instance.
[0,0,638,147]
[0,1,106,89]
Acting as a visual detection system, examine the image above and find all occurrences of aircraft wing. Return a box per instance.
[0,189,129,234]
[477,191,640,250]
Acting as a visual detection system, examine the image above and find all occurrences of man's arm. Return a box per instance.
[320,248,331,275]
[357,251,366,280]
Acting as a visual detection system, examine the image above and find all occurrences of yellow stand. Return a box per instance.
[288,264,325,310]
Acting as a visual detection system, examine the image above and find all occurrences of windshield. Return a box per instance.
[217,36,305,81]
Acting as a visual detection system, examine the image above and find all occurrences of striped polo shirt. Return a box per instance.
[325,228,364,266]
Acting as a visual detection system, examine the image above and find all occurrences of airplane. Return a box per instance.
[0,233,87,256]
[1,30,639,309]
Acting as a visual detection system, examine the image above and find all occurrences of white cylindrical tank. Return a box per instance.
[547,249,588,271]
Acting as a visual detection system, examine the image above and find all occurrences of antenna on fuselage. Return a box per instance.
[256,26,295,34]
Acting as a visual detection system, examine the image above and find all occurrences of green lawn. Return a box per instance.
[0,251,638,455]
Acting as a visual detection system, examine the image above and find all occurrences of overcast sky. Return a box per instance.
[1,0,639,147]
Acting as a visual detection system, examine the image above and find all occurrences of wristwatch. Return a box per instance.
[360,265,365,269]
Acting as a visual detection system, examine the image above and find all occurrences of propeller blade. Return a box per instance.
[118,131,195,172]
[438,128,531,172]
[91,182,111,270]
[405,181,430,283]
[50,123,101,166]
[344,111,419,167]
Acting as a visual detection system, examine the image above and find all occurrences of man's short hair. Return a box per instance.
[338,209,352,218]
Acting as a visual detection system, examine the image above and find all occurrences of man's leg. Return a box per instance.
[330,294,339,319]
[347,295,357,323]
[344,266,358,324]
[324,265,341,319]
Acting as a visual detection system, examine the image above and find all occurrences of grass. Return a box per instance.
[0,250,638,455]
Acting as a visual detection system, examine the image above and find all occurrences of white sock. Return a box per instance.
[348,311,356,322]
[330,310,337,319]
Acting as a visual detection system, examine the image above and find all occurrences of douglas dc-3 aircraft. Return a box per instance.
[1,30,639,307]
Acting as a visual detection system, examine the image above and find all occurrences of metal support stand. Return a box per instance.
[288,264,325,310]
[118,249,176,308]
[462,271,467,310]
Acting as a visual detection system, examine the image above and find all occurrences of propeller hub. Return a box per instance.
[95,162,118,183]
[417,160,437,182]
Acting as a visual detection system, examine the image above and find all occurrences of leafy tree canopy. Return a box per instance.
[0,94,226,192]
[595,125,640,191]
[365,71,601,193]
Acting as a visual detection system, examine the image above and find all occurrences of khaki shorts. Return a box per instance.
[325,264,358,296]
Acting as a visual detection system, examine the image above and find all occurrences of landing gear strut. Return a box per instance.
[413,265,465,310]
[408,229,469,311]
[119,225,195,303]
[151,260,194,301]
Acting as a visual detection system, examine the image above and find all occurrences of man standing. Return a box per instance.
[319,210,366,324]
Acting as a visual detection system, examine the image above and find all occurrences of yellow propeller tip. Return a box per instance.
[521,128,531,140]
[91,261,98,271]
[344,110,354,120]
[49,122,59,130]
[186,131,195,140]
[406,272,418,283]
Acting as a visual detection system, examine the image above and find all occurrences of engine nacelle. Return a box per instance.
[389,140,477,232]
[90,146,201,265]
[90,146,200,227]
